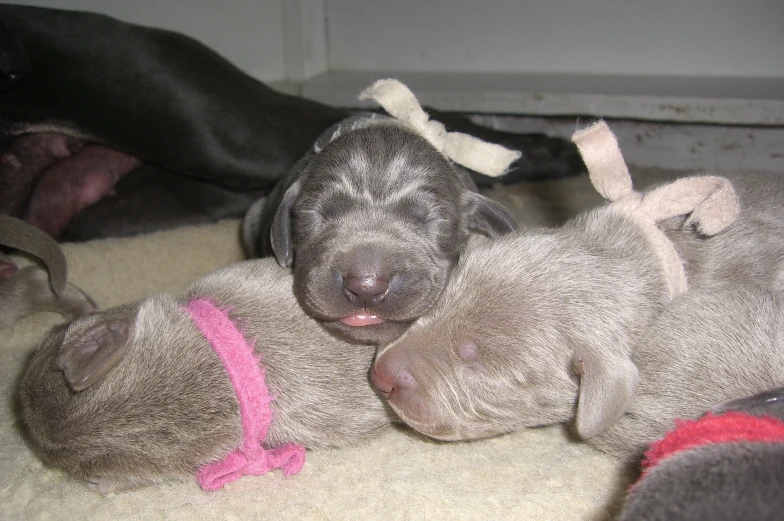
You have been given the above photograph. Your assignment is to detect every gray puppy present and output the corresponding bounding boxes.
[243,113,518,345]
[371,170,784,461]
[616,387,784,521]
[19,258,395,492]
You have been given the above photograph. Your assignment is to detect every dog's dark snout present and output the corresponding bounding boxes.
[343,273,390,307]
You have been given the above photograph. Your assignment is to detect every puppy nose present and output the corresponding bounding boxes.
[370,366,395,398]
[371,352,418,399]
[343,273,390,307]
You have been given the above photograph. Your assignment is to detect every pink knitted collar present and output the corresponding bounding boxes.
[184,298,306,491]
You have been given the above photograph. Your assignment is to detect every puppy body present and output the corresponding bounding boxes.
[244,115,519,345]
[19,259,394,492]
[372,171,784,460]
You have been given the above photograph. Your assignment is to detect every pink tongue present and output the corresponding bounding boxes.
[339,314,386,327]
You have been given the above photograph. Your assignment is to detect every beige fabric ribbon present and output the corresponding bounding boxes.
[358,79,521,177]
[572,121,740,297]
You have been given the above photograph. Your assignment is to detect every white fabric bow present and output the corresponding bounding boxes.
[359,79,521,177]
[572,120,740,297]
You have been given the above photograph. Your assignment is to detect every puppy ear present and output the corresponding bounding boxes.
[573,350,639,439]
[462,191,518,237]
[241,196,267,258]
[53,319,131,391]
[270,180,301,268]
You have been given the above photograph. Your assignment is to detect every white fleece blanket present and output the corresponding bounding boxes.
[3,171,684,520]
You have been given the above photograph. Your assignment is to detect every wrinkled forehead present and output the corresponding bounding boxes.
[307,125,457,200]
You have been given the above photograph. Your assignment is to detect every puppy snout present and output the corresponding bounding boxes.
[371,352,418,399]
[342,273,390,307]
[370,366,395,398]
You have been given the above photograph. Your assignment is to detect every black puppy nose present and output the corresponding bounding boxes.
[343,273,390,307]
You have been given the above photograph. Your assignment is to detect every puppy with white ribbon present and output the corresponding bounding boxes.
[572,120,740,298]
[358,78,521,178]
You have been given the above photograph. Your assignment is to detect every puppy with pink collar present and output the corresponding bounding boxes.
[19,258,395,492]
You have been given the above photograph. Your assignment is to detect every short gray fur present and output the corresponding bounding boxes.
[19,258,395,492]
[373,171,784,462]
[243,114,517,345]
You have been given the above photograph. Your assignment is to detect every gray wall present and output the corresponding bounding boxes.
[325,0,784,79]
[10,0,784,82]
[8,0,290,81]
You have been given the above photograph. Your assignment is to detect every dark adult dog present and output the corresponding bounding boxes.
[0,4,343,240]
[243,112,520,345]
[0,4,582,241]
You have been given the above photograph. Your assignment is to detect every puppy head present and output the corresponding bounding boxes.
[18,296,241,492]
[272,119,517,344]
[370,234,639,441]
[370,237,579,440]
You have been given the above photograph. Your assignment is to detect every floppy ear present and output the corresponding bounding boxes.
[270,179,301,268]
[573,349,639,439]
[241,196,267,258]
[53,319,130,391]
[462,191,518,237]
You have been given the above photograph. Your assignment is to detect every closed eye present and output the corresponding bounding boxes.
[395,196,434,225]
[315,193,355,221]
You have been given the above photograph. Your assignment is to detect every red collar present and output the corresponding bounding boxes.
[638,411,784,482]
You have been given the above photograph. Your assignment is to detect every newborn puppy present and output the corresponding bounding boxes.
[243,113,518,345]
[617,387,784,521]
[19,258,395,492]
[372,170,784,461]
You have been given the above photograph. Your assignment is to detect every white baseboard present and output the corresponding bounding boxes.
[471,115,784,175]
[297,71,784,126]
[270,71,784,175]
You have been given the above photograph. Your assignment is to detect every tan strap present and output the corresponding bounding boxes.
[0,215,67,296]
[571,120,740,297]
[358,78,521,177]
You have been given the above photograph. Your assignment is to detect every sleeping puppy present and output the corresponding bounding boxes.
[371,168,784,462]
[243,112,519,345]
[19,258,395,492]
[617,387,784,521]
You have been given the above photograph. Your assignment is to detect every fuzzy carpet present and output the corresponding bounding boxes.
[1,171,684,521]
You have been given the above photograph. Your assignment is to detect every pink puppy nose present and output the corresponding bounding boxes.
[371,351,418,400]
[370,366,395,398]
